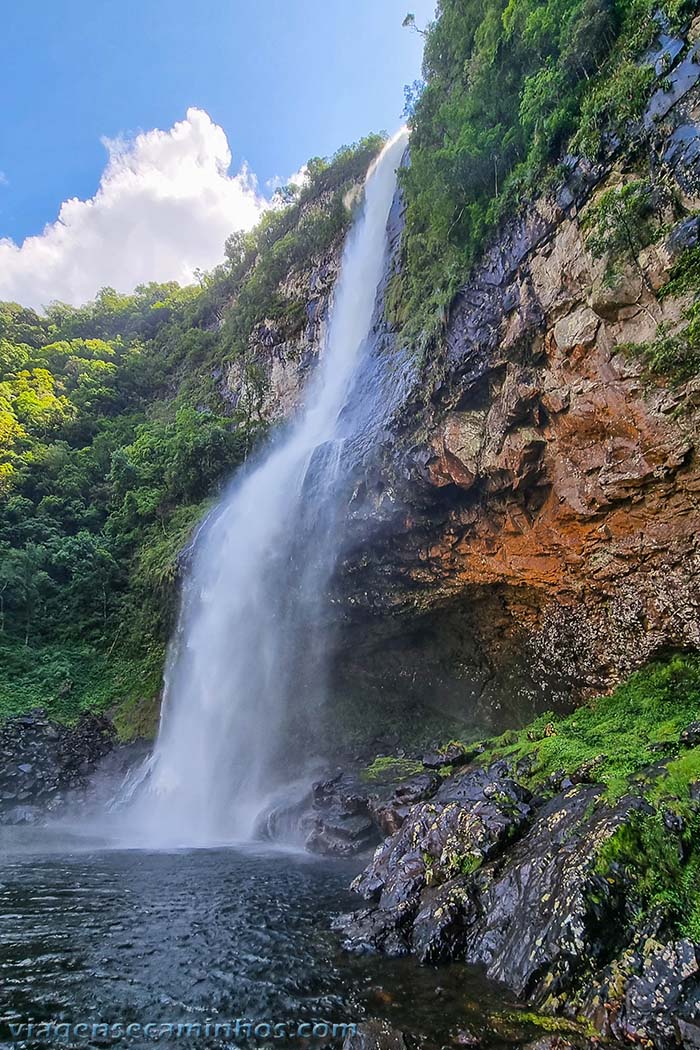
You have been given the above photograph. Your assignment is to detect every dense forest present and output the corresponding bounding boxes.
[1,0,699,732]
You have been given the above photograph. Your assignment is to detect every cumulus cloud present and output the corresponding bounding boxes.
[0,172,8,187]
[0,108,268,309]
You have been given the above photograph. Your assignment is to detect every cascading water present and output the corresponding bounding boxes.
[130,129,409,846]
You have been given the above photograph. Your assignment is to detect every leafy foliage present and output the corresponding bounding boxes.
[394,0,693,340]
[584,179,662,275]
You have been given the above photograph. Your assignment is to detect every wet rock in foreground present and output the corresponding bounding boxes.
[337,749,700,1050]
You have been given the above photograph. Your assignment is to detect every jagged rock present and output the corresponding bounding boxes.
[678,1018,700,1048]
[450,1028,481,1047]
[337,763,533,960]
[434,411,487,489]
[411,878,476,963]
[369,771,441,836]
[681,722,700,748]
[569,754,606,784]
[459,788,644,998]
[342,1020,408,1050]
[422,743,475,770]
[667,215,700,258]
[224,247,342,424]
[332,906,412,957]
[351,762,532,908]
[579,936,700,1047]
[553,306,600,350]
[340,760,657,1023]
[329,56,700,730]
[624,939,700,1045]
[0,710,116,823]
[591,266,644,321]
[304,772,378,856]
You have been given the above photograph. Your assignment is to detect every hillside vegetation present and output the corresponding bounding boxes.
[393,0,697,339]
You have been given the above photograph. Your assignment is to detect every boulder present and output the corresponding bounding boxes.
[368,771,441,836]
[421,743,476,770]
[337,763,533,956]
[411,878,476,963]
[304,773,378,856]
[459,788,644,998]
[681,723,700,748]
[342,1020,408,1050]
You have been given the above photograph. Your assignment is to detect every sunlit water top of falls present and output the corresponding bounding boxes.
[127,129,411,847]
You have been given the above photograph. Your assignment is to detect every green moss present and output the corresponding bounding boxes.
[111,688,161,742]
[360,756,423,784]
[456,852,483,876]
[503,1010,591,1035]
[486,1008,596,1043]
[476,654,700,800]
[646,746,700,810]
[595,805,700,940]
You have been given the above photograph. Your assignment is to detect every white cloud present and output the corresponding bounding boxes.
[0,172,8,187]
[0,108,268,309]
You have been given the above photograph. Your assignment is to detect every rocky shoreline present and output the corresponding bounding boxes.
[2,670,699,1050]
[307,703,700,1048]
[331,762,698,1047]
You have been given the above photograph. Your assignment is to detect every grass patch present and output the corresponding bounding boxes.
[476,654,700,799]
[360,756,423,784]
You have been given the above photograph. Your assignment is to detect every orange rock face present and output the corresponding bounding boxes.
[339,163,700,717]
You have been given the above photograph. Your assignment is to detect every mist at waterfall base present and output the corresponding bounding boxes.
[118,129,412,848]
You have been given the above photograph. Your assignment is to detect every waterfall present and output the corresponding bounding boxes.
[130,129,409,847]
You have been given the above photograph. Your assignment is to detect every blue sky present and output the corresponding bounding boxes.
[1,0,434,245]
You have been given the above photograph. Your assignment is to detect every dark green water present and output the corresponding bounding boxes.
[0,830,530,1049]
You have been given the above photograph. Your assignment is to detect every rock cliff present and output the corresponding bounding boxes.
[324,29,700,731]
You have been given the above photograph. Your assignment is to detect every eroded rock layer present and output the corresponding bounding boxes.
[332,63,700,722]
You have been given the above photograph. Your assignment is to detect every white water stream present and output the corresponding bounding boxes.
[129,130,409,846]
